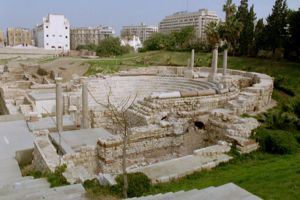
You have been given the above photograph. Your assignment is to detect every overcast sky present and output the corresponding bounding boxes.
[0,0,299,35]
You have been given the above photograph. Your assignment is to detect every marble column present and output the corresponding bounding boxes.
[55,77,63,133]
[222,49,228,76]
[81,78,89,129]
[209,45,218,81]
[191,49,195,69]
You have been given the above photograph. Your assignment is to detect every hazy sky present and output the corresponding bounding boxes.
[1,0,299,35]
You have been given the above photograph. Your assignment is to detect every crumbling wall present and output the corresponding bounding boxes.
[97,125,185,173]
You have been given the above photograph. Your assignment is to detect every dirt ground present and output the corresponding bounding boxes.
[38,57,89,81]
[1,55,89,82]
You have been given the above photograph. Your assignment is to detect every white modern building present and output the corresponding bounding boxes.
[33,14,70,51]
[121,35,142,52]
[159,9,218,42]
[121,23,158,43]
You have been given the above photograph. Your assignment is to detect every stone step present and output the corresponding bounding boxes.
[1,184,86,200]
[126,183,261,200]
[0,178,50,195]
[210,183,262,200]
[193,145,231,157]
[183,187,216,200]
[129,154,232,183]
[0,158,22,180]
[0,176,33,186]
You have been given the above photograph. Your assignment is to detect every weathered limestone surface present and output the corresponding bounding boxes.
[3,64,274,184]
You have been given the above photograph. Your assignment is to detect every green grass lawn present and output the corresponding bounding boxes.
[84,51,300,199]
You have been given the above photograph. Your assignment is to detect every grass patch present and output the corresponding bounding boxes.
[21,164,70,188]
[38,56,58,64]
[83,179,120,200]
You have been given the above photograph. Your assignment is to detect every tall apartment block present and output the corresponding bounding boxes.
[7,27,33,47]
[159,9,218,42]
[33,14,70,51]
[70,26,115,50]
[121,23,158,43]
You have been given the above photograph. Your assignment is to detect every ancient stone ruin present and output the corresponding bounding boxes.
[0,50,274,183]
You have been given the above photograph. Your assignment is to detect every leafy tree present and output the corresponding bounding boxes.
[142,27,196,51]
[142,33,174,51]
[223,0,237,21]
[265,0,289,54]
[121,29,133,41]
[96,37,131,57]
[204,21,221,48]
[171,26,196,51]
[76,43,98,51]
[219,16,243,56]
[253,18,267,54]
[286,9,300,60]
[236,0,256,56]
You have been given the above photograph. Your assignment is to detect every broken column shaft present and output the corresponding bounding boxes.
[55,77,63,133]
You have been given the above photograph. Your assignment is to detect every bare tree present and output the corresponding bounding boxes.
[89,87,138,198]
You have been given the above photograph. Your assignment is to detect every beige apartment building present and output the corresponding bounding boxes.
[121,23,158,43]
[70,26,115,50]
[159,9,218,42]
[7,27,33,46]
[0,29,4,47]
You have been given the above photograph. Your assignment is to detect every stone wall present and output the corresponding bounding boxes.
[62,145,99,175]
[32,133,60,173]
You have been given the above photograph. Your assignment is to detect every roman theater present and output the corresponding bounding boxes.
[0,50,274,184]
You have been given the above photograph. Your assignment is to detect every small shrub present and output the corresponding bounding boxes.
[264,110,298,131]
[255,128,298,154]
[37,67,49,76]
[46,164,69,187]
[293,101,300,118]
[21,164,43,178]
[112,172,151,198]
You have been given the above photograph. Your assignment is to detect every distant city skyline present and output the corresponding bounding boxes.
[1,0,299,35]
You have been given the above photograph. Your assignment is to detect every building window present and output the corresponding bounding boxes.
[52,34,55,37]
[65,27,68,29]
[46,43,49,46]
[65,36,68,38]
[46,26,48,28]
[46,34,49,37]
[65,44,68,47]
[59,35,62,37]
[51,46,55,49]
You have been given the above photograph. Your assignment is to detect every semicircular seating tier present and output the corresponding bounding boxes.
[87,76,219,109]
